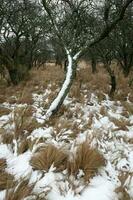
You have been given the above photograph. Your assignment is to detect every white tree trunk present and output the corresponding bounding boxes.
[45,50,80,118]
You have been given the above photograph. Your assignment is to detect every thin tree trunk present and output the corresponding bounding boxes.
[45,52,77,117]
[104,63,116,98]
[109,73,116,97]
[91,57,97,73]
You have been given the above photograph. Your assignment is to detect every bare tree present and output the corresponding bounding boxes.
[112,5,133,77]
[41,0,133,118]
[0,0,48,84]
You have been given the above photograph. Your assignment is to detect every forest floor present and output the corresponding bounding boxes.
[0,61,133,200]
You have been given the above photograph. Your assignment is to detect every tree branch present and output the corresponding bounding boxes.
[79,0,133,58]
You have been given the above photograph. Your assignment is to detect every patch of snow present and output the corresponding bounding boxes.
[117,158,130,172]
[6,151,32,180]
[0,190,6,200]
[0,114,11,128]
[29,127,53,141]
[82,176,118,200]
[0,144,13,159]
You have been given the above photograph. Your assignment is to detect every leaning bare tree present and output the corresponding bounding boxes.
[42,0,133,118]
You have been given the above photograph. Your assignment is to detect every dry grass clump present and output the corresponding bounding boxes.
[2,133,14,144]
[111,117,132,131]
[17,92,33,105]
[70,82,82,100]
[67,142,106,182]
[122,102,133,115]
[30,144,68,172]
[0,107,11,117]
[17,138,29,154]
[0,158,7,171]
[0,158,14,191]
[0,171,14,191]
[5,179,34,200]
[57,105,68,116]
[11,106,40,139]
[116,173,132,200]
[99,106,107,116]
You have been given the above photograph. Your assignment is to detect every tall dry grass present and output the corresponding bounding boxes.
[5,179,34,200]
[30,144,68,172]
[67,142,106,182]
[0,171,14,191]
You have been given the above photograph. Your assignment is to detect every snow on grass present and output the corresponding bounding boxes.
[0,144,13,159]
[0,114,11,128]
[6,151,32,180]
[29,127,53,141]
[0,84,133,199]
[0,191,6,200]
[81,176,118,200]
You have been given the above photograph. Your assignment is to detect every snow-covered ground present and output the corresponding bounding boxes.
[0,84,133,200]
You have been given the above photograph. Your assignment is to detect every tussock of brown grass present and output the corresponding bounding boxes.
[111,117,131,131]
[58,105,68,116]
[5,179,34,200]
[122,102,133,115]
[70,83,82,99]
[12,107,28,138]
[11,107,40,139]
[99,106,107,116]
[67,142,106,182]
[17,93,33,105]
[18,138,29,154]
[0,160,15,194]
[116,173,132,200]
[0,127,6,135]
[2,133,14,144]
[0,107,11,117]
[70,123,81,138]
[0,171,14,190]
[0,158,7,171]
[82,113,94,131]
[30,144,68,172]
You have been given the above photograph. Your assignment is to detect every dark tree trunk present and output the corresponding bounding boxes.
[8,68,21,85]
[91,57,97,73]
[104,63,117,98]
[123,60,132,77]
[123,68,130,77]
[109,73,116,97]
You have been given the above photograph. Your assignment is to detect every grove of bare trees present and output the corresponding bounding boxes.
[0,0,133,117]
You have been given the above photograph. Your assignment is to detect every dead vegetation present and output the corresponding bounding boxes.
[68,142,106,182]
[12,106,36,138]
[30,142,106,182]
[111,117,132,131]
[0,159,15,191]
[0,158,7,171]
[0,107,11,117]
[5,179,34,200]
[0,62,132,107]
[116,173,133,200]
[30,144,68,172]
[0,62,132,198]
[0,171,15,191]
[122,102,133,115]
